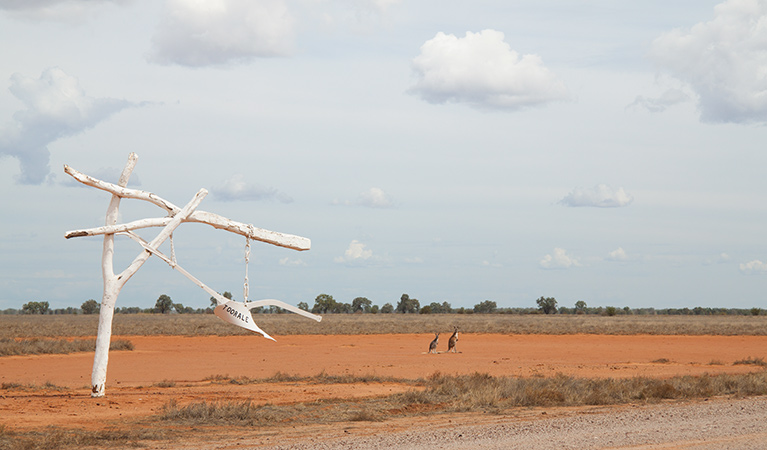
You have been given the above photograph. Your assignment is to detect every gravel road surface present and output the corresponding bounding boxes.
[262,397,767,450]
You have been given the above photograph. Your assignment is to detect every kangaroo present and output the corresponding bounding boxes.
[447,327,458,353]
[428,333,439,353]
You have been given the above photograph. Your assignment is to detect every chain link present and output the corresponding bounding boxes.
[243,237,251,302]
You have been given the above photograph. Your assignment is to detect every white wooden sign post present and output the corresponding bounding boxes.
[64,153,320,397]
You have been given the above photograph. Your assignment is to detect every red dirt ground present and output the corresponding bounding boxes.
[1,333,766,433]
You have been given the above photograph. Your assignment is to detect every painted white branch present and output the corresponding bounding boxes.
[66,217,170,239]
[189,212,310,251]
[64,164,177,213]
[63,166,310,251]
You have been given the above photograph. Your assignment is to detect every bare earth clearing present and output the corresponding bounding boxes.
[2,333,767,449]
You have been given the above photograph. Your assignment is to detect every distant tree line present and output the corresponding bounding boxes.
[3,294,764,317]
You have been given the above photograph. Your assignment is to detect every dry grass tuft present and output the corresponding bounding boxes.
[389,371,767,413]
[159,399,299,426]
[1,381,68,392]
[733,357,767,367]
[0,337,133,357]
[206,371,410,387]
[0,425,169,450]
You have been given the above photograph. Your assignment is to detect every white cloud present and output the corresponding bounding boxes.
[704,253,732,265]
[148,0,295,67]
[559,184,633,208]
[0,0,130,21]
[356,187,394,208]
[0,0,129,9]
[482,260,502,268]
[211,174,293,202]
[607,247,628,261]
[628,88,690,113]
[649,0,767,124]
[0,67,134,184]
[279,257,305,267]
[739,259,767,274]
[332,187,394,208]
[314,0,401,32]
[408,29,569,111]
[539,248,581,269]
[334,239,374,264]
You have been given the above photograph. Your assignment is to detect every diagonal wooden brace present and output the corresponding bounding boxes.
[115,189,208,289]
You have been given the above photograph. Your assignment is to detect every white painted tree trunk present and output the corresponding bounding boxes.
[91,153,135,397]
[91,285,117,397]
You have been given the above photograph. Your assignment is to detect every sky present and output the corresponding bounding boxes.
[1,0,766,312]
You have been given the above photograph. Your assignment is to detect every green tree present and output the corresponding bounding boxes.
[605,306,617,316]
[428,301,452,314]
[22,301,49,315]
[574,300,587,315]
[380,303,394,314]
[396,294,420,314]
[155,294,174,314]
[335,302,352,314]
[351,297,372,313]
[210,291,233,307]
[173,302,186,314]
[474,300,497,314]
[536,296,558,314]
[312,294,337,314]
[297,302,309,311]
[81,299,100,315]
[370,304,380,314]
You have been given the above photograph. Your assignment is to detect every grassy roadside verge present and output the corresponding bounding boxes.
[2,370,767,449]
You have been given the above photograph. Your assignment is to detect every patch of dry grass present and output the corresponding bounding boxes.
[5,371,767,449]
[3,314,767,338]
[206,371,410,386]
[0,381,68,392]
[0,425,169,450]
[0,337,133,356]
[733,357,767,367]
[156,371,767,427]
[408,371,767,412]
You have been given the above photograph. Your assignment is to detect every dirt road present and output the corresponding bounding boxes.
[251,397,767,450]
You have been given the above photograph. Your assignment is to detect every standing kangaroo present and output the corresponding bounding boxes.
[428,333,439,353]
[448,327,458,353]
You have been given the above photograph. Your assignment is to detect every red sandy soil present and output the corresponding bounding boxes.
[1,334,766,435]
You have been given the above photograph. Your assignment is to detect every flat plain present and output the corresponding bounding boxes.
[1,314,766,449]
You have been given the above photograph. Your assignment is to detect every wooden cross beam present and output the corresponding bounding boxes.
[64,164,310,251]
